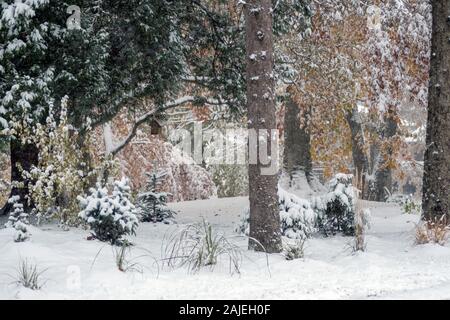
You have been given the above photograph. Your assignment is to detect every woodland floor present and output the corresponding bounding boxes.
[1,197,449,300]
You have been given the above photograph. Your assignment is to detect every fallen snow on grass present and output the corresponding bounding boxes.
[1,197,450,300]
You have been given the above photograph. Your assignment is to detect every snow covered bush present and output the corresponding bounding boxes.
[5,196,31,242]
[237,187,317,240]
[78,178,139,245]
[415,216,449,246]
[352,198,371,252]
[313,174,356,237]
[283,238,306,260]
[136,170,175,224]
[15,97,103,227]
[401,195,421,215]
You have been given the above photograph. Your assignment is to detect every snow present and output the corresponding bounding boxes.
[1,197,450,300]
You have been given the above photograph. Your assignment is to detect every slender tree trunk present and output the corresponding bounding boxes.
[370,105,398,202]
[0,138,39,215]
[283,93,312,188]
[422,1,450,221]
[346,108,370,199]
[245,0,282,253]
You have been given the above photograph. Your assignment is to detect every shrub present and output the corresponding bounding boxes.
[313,174,356,237]
[401,195,421,215]
[164,219,242,274]
[237,186,317,240]
[136,170,176,224]
[5,196,31,242]
[415,216,449,246]
[283,238,306,260]
[352,198,371,252]
[78,178,139,245]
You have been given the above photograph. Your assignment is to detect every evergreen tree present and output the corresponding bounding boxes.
[78,178,138,245]
[0,0,311,217]
[137,170,176,224]
[5,195,30,242]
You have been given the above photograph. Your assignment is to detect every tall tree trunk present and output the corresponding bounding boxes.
[0,138,39,215]
[282,93,312,189]
[245,0,282,253]
[422,1,450,221]
[373,105,398,202]
[346,108,370,199]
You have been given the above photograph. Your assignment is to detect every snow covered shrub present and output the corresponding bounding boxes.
[237,187,317,240]
[136,170,175,223]
[313,174,356,237]
[12,259,47,291]
[164,220,242,274]
[415,216,449,246]
[78,178,139,245]
[15,97,103,227]
[5,196,31,242]
[279,188,317,239]
[352,199,371,252]
[401,195,421,215]
[283,238,306,260]
[0,151,9,208]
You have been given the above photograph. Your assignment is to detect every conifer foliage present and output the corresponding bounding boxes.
[78,178,138,245]
[5,196,31,242]
[137,170,176,224]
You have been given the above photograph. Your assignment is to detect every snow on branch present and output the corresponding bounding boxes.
[109,96,229,156]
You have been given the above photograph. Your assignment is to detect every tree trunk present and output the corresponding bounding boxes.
[373,105,398,202]
[0,138,39,215]
[283,93,312,188]
[422,1,450,221]
[245,0,282,253]
[346,108,370,199]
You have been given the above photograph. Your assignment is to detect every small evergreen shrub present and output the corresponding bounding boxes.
[136,170,175,223]
[78,178,139,245]
[5,196,31,242]
[313,174,356,237]
[283,238,306,260]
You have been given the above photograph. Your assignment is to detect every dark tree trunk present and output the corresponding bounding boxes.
[283,93,312,187]
[0,138,39,215]
[245,0,282,253]
[373,105,398,202]
[422,1,450,221]
[346,108,370,199]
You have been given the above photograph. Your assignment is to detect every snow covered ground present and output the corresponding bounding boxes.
[1,196,449,300]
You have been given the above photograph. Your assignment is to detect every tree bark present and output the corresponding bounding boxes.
[0,139,39,215]
[373,106,398,202]
[422,1,450,221]
[245,0,282,253]
[346,108,370,199]
[283,93,312,187]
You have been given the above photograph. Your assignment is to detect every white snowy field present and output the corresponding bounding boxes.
[1,196,449,300]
